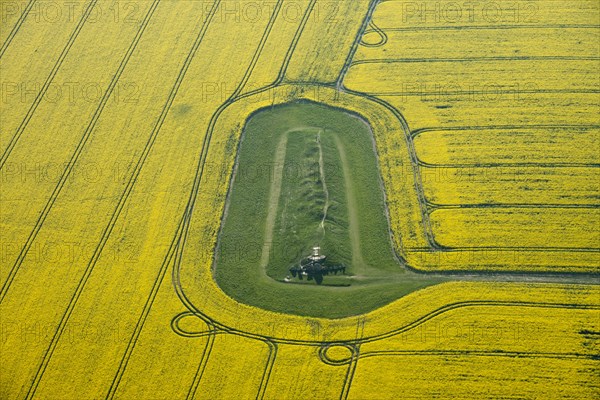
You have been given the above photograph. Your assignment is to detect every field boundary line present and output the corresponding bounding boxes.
[0,0,99,170]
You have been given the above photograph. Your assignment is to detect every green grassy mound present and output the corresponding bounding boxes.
[215,102,444,318]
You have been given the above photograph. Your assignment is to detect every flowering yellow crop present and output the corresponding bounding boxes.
[1,0,598,399]
[344,0,600,273]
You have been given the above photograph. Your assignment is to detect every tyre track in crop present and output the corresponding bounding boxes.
[426,202,600,210]
[363,88,600,97]
[185,323,217,400]
[89,0,227,395]
[257,340,278,400]
[169,5,598,396]
[340,344,360,400]
[369,24,600,33]
[411,125,600,167]
[20,2,162,398]
[336,0,380,91]
[109,0,313,395]
[364,301,600,344]
[171,313,277,400]
[408,247,599,253]
[173,224,218,400]
[359,20,387,48]
[316,342,360,400]
[172,0,318,322]
[411,125,600,140]
[321,349,598,373]
[349,55,600,66]
[1,1,157,300]
[106,225,186,399]
[337,300,600,347]
[171,0,319,314]
[333,0,438,249]
[0,0,99,170]
[411,124,600,137]
[0,0,36,59]
[171,311,219,339]
[340,4,599,251]
[357,350,599,361]
[412,246,600,253]
[0,0,158,303]
[412,126,600,219]
[418,160,600,168]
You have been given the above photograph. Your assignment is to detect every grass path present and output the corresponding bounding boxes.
[259,131,289,270]
[333,133,366,273]
[260,126,324,270]
[316,130,330,243]
[260,128,365,274]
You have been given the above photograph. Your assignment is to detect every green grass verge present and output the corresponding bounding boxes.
[215,101,444,318]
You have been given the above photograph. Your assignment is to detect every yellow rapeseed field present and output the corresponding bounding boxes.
[346,0,600,273]
[1,0,598,399]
